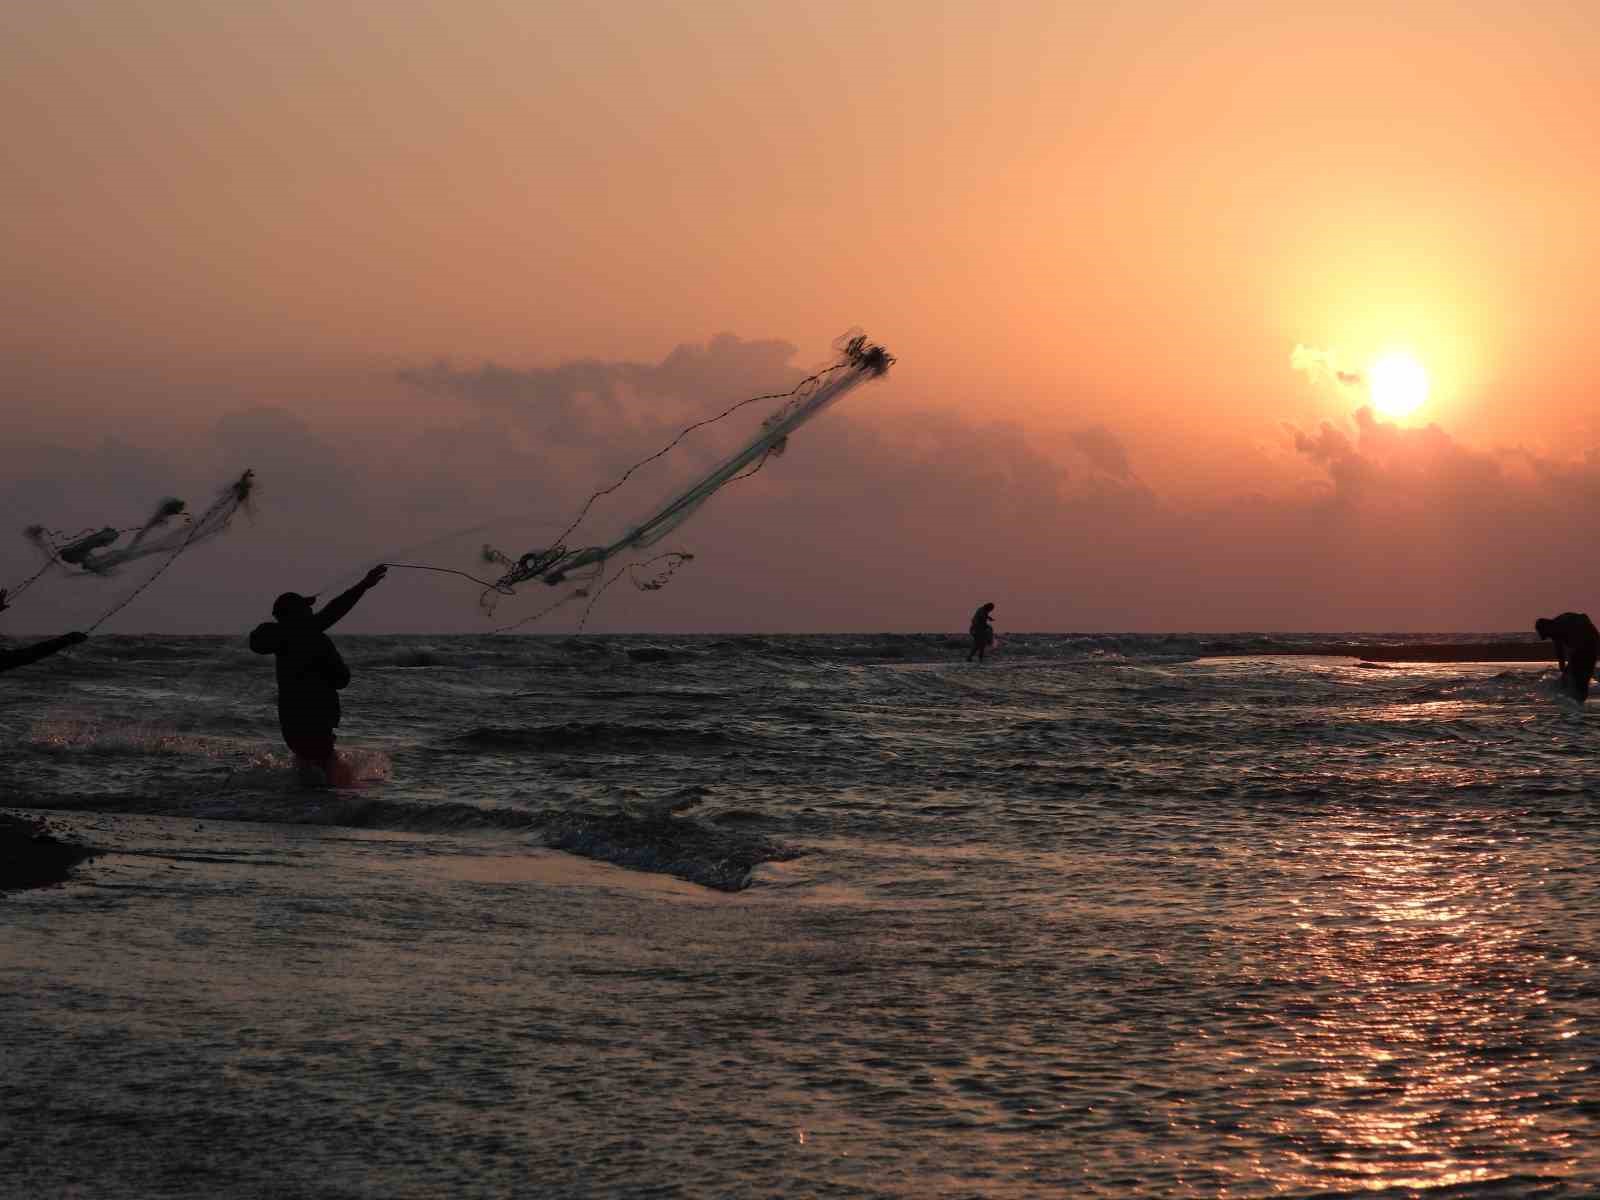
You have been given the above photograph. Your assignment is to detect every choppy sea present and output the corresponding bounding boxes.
[3,631,1598,1198]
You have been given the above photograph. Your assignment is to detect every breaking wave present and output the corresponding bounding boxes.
[543,807,796,891]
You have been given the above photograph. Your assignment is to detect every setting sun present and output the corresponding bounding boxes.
[1369,351,1429,419]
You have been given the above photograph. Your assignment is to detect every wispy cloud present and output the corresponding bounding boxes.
[1291,344,1364,390]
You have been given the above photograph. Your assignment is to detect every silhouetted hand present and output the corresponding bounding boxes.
[66,631,88,645]
[360,565,387,589]
[0,588,9,613]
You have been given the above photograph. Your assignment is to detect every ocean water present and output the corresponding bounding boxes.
[3,632,1598,1198]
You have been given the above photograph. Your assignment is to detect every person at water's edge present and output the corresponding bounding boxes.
[1535,612,1599,702]
[0,631,87,674]
[968,602,996,663]
[250,566,386,777]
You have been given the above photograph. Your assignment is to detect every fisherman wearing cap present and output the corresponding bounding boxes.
[249,565,386,778]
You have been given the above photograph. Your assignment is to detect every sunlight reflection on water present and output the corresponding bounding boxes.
[1227,814,1587,1194]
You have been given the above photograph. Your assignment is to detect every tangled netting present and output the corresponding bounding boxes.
[8,470,255,630]
[480,333,893,630]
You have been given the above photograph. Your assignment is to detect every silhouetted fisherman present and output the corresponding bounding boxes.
[967,602,996,663]
[1535,612,1599,702]
[0,630,87,674]
[250,566,386,777]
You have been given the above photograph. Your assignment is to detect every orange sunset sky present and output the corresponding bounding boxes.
[4,1,1599,634]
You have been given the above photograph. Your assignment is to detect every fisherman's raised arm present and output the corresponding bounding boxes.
[315,565,387,631]
[0,631,87,674]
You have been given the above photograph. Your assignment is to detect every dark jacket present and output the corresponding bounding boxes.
[248,582,370,731]
[0,632,83,674]
[249,621,350,730]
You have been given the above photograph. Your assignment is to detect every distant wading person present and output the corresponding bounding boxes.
[0,630,87,674]
[1535,612,1599,702]
[250,565,386,779]
[967,602,996,663]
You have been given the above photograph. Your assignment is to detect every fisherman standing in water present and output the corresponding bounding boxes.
[1535,612,1599,702]
[967,602,996,663]
[250,565,386,780]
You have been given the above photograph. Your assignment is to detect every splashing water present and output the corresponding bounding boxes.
[230,746,395,791]
[25,717,237,759]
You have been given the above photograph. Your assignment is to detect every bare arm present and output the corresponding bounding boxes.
[0,631,87,674]
[314,566,386,632]
[1545,632,1569,671]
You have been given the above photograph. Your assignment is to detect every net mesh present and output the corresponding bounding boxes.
[478,333,892,627]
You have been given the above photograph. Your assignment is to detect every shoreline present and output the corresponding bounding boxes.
[1269,641,1554,663]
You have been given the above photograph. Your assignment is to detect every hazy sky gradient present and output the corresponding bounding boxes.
[5,1,1599,633]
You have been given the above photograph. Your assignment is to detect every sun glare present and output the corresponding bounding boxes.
[1368,351,1429,419]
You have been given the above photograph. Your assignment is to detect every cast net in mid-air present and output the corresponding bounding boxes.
[479,334,893,629]
[8,470,256,627]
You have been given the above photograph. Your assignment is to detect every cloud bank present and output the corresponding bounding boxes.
[4,335,1599,635]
